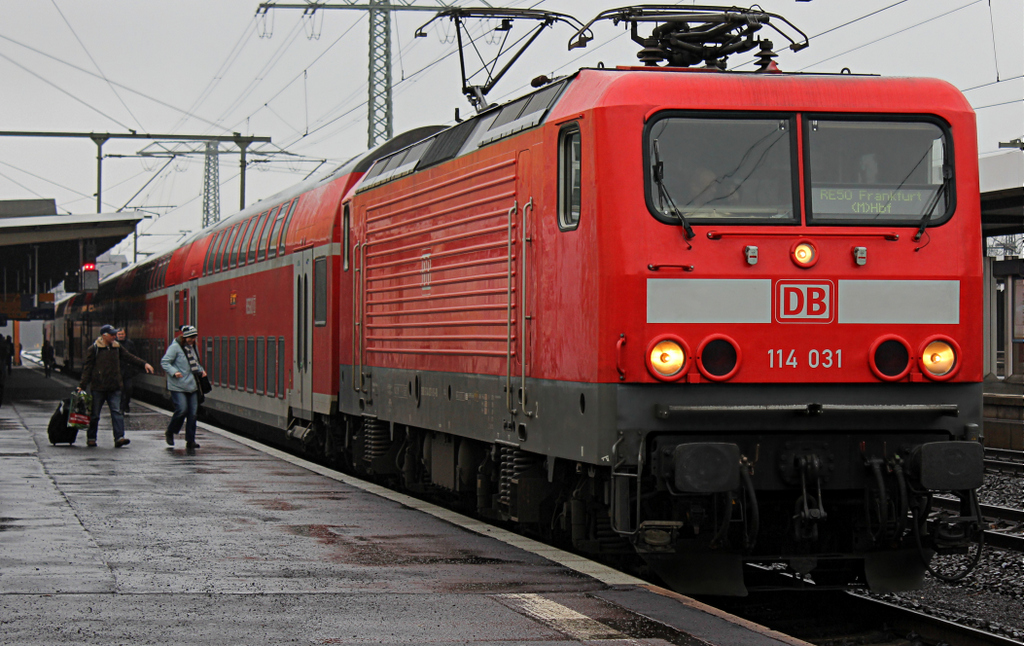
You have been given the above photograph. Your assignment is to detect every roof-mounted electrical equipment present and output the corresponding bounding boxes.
[569,5,808,70]
[415,8,587,111]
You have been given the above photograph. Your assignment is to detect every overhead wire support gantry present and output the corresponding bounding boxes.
[255,1,494,149]
[0,130,272,214]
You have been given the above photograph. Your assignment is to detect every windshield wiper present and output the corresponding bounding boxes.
[652,139,695,240]
[913,168,950,242]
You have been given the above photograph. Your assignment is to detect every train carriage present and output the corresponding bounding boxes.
[55,7,986,596]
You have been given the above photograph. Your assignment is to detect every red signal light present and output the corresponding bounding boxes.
[82,263,96,271]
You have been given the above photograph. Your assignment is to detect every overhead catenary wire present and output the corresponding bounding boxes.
[0,32,236,132]
[793,0,986,72]
[50,0,146,131]
[208,18,307,133]
[0,50,133,130]
[728,0,913,70]
[169,18,260,134]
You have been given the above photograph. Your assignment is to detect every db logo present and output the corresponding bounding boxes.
[776,281,834,322]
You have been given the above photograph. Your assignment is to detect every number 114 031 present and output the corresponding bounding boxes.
[769,349,843,369]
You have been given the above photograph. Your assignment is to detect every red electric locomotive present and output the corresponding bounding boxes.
[56,7,985,595]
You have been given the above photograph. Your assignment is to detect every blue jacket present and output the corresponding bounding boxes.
[160,340,204,393]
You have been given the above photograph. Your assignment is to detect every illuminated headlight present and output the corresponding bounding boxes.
[920,339,957,378]
[647,337,687,380]
[791,241,818,268]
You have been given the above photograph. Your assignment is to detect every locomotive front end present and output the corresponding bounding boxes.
[599,72,985,595]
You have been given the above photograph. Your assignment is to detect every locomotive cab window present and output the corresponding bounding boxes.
[645,114,798,224]
[805,118,953,225]
[558,125,581,230]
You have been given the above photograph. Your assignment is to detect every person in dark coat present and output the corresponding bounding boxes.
[0,347,6,408]
[116,328,138,412]
[4,335,12,374]
[0,336,9,378]
[77,324,153,448]
[41,340,55,378]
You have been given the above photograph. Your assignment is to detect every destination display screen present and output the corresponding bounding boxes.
[813,185,942,217]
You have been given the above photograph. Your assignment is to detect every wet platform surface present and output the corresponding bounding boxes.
[1,364,806,645]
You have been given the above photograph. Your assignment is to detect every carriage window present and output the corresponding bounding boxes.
[220,337,229,386]
[229,337,237,388]
[646,115,797,224]
[806,119,951,224]
[278,336,286,398]
[203,235,217,276]
[246,336,255,393]
[266,205,286,259]
[237,336,246,391]
[277,199,299,256]
[257,206,279,261]
[559,125,581,230]
[313,256,327,326]
[239,217,259,266]
[266,337,277,397]
[217,226,236,273]
[248,211,270,264]
[256,337,265,395]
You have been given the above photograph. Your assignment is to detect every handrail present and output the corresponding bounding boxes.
[353,241,363,393]
[521,197,534,418]
[506,200,517,415]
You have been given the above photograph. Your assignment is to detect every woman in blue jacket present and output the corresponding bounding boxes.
[160,325,206,449]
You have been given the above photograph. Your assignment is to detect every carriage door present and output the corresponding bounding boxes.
[292,247,314,418]
[515,149,536,425]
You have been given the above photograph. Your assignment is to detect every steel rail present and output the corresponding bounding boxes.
[931,498,1024,551]
[843,593,1024,646]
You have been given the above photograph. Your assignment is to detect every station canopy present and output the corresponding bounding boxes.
[0,199,142,321]
[980,151,1024,237]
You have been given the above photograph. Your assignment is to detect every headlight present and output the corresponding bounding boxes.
[647,336,687,380]
[920,339,957,378]
[791,240,818,268]
[697,335,741,381]
[869,336,911,381]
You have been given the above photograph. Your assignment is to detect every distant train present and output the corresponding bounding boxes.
[54,7,986,595]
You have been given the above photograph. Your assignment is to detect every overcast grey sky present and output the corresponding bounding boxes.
[0,0,1020,261]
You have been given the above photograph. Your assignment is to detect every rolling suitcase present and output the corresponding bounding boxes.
[47,399,79,445]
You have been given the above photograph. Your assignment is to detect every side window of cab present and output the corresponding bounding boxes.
[558,124,581,231]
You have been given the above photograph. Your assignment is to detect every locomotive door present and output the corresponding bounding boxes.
[514,149,535,422]
[292,248,314,418]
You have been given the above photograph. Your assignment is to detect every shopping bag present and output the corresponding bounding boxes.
[68,390,92,428]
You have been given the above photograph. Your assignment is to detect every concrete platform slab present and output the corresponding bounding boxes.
[0,365,807,645]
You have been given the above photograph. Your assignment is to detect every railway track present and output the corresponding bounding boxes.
[711,590,1024,646]
[932,497,1024,551]
[985,448,1024,475]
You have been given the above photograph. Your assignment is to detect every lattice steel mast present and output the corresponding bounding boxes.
[202,141,222,227]
[256,2,488,149]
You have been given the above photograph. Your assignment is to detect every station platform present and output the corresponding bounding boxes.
[0,364,807,646]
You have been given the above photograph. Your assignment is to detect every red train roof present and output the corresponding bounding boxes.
[549,68,974,120]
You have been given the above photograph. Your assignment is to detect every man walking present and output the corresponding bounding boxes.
[116,328,138,413]
[77,324,153,448]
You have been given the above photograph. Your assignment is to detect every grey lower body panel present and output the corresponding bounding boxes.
[339,364,983,465]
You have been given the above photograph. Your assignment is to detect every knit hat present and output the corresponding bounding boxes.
[180,325,198,338]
